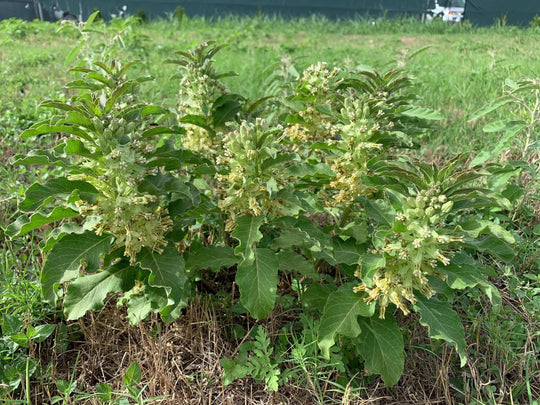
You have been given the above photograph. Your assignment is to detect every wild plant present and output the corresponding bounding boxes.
[7,59,199,324]
[8,39,518,390]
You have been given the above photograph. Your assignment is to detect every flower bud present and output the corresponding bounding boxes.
[441,201,453,213]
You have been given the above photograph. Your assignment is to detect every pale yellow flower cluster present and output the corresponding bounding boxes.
[354,186,464,318]
[215,120,288,231]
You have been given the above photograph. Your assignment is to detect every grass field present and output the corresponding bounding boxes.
[0,14,539,404]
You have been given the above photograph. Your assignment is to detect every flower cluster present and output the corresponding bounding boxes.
[215,119,290,230]
[175,42,230,159]
[354,184,464,318]
[74,114,172,263]
[325,96,386,207]
[283,63,343,148]
[298,62,342,104]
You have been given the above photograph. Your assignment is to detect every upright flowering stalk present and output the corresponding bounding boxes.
[284,62,342,149]
[168,42,235,161]
[324,95,389,208]
[354,184,463,318]
[22,60,178,264]
[354,157,503,318]
[215,118,294,230]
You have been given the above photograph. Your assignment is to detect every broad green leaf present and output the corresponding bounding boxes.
[236,248,278,320]
[123,362,142,386]
[31,324,56,343]
[231,215,265,263]
[356,313,404,386]
[212,94,243,127]
[340,220,369,243]
[63,260,136,320]
[459,219,515,244]
[439,261,501,307]
[6,207,80,238]
[363,199,395,228]
[464,235,514,263]
[180,114,213,134]
[11,150,70,168]
[123,285,169,324]
[468,97,513,121]
[318,284,375,358]
[41,231,112,303]
[137,246,186,298]
[301,282,336,311]
[285,162,335,178]
[21,123,92,142]
[413,295,467,367]
[19,178,98,212]
[276,250,317,278]
[1,313,23,335]
[358,253,385,287]
[221,358,252,386]
[186,245,238,273]
[332,237,363,266]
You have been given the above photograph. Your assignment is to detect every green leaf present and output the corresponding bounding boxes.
[18,178,98,212]
[340,220,368,243]
[6,207,80,238]
[236,248,279,320]
[21,123,92,142]
[358,253,385,287]
[212,94,243,127]
[123,362,142,386]
[276,250,317,278]
[137,247,187,312]
[439,259,501,307]
[413,295,467,367]
[221,358,251,386]
[180,114,213,134]
[468,97,513,121]
[63,261,136,320]
[186,245,238,273]
[40,231,112,303]
[1,313,23,335]
[231,215,265,263]
[32,324,56,343]
[301,282,336,311]
[332,237,363,266]
[363,199,395,228]
[459,219,515,244]
[356,313,404,386]
[318,284,375,358]
[10,150,70,168]
[464,235,514,263]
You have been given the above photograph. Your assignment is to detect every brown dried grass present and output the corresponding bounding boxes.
[28,292,539,405]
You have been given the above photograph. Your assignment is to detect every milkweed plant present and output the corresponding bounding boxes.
[8,37,516,387]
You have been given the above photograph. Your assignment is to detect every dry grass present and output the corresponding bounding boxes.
[25,289,538,404]
[26,298,455,404]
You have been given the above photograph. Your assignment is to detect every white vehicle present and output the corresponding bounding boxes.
[423,0,465,23]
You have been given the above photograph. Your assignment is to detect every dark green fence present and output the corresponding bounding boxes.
[1,0,427,21]
[464,0,540,26]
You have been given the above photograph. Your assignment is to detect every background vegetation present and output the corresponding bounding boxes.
[0,14,539,404]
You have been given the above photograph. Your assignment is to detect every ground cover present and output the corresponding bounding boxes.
[0,14,539,404]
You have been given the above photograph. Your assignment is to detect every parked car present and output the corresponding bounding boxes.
[422,0,465,23]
